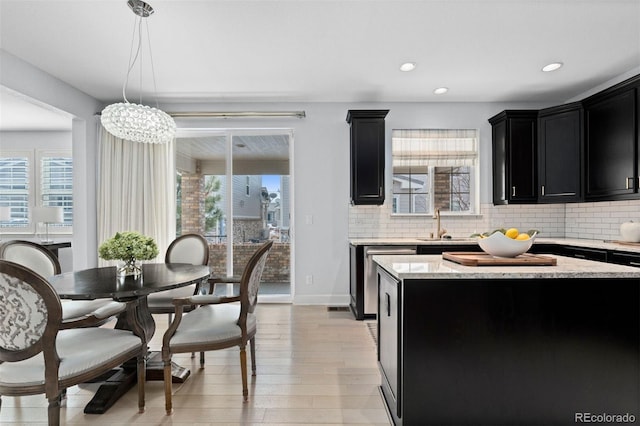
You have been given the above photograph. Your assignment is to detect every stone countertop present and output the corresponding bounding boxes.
[349,237,640,254]
[373,254,640,280]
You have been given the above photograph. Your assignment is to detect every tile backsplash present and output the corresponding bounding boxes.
[349,200,640,241]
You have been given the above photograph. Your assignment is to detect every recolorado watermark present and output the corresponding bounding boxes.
[575,412,636,423]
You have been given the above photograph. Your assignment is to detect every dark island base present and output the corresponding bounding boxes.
[381,278,639,426]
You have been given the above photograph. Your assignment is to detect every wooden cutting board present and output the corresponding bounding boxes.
[442,252,557,266]
[613,240,640,247]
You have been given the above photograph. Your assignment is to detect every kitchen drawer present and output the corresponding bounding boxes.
[609,251,640,268]
[562,246,608,262]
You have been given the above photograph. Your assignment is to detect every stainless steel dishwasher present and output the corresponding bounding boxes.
[363,246,417,317]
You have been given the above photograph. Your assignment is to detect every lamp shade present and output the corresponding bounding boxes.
[101,102,176,144]
[33,206,64,223]
[0,207,10,222]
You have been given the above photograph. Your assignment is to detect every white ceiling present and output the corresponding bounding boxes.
[0,0,639,130]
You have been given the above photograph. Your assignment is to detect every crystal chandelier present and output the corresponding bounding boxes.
[101,0,176,144]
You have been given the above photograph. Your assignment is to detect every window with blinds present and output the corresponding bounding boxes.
[0,153,31,228]
[391,129,479,215]
[0,149,73,233]
[39,152,73,227]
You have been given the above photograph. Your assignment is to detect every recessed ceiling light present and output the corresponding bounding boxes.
[400,62,416,72]
[433,87,448,95]
[542,62,563,72]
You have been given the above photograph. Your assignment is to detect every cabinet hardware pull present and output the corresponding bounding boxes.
[626,177,633,190]
[512,186,516,197]
[574,254,586,259]
[541,185,545,196]
[630,262,640,267]
[385,293,391,317]
[379,186,383,196]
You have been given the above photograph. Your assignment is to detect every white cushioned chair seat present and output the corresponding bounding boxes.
[147,284,198,307]
[0,328,141,387]
[61,299,126,321]
[170,304,256,347]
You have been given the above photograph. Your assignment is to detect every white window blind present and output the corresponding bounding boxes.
[392,129,479,168]
[39,152,73,227]
[0,151,32,228]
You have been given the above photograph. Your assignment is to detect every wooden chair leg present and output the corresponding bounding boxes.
[240,346,248,402]
[48,394,61,426]
[163,359,173,415]
[138,355,146,413]
[250,336,257,376]
[200,351,205,367]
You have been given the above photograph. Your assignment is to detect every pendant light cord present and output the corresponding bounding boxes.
[121,14,160,108]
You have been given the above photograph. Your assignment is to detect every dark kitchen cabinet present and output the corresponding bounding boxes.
[489,110,538,205]
[584,76,640,201]
[377,267,400,422]
[346,110,389,205]
[377,271,640,426]
[537,103,583,203]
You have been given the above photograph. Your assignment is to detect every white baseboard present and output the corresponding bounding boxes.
[293,294,350,305]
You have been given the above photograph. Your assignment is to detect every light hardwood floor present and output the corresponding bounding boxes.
[0,304,391,425]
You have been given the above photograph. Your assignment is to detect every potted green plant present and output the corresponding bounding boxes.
[98,231,159,277]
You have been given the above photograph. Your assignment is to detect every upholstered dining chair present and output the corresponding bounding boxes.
[0,240,126,328]
[161,240,273,413]
[147,233,210,322]
[0,260,147,426]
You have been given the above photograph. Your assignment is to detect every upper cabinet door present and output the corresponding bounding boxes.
[538,103,583,203]
[489,110,538,205]
[584,87,637,200]
[347,110,389,205]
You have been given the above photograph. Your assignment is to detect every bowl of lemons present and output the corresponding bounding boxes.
[474,228,538,258]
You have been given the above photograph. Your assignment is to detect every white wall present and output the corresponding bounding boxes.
[1,49,102,270]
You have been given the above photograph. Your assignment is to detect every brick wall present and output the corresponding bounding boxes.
[181,173,204,234]
[208,242,290,282]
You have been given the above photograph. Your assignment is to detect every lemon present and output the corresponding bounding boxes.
[505,228,519,239]
[515,233,530,241]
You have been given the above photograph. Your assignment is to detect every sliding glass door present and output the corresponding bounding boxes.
[175,129,292,301]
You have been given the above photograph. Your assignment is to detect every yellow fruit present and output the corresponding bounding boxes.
[505,228,519,239]
[515,233,530,241]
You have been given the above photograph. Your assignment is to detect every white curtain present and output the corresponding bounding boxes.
[97,126,176,265]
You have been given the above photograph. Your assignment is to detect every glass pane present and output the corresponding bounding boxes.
[434,166,471,212]
[392,172,429,214]
[0,156,30,228]
[41,155,73,227]
[232,134,290,297]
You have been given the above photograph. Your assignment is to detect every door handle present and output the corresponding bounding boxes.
[512,186,516,197]
[626,177,634,190]
[541,185,545,196]
[385,292,391,317]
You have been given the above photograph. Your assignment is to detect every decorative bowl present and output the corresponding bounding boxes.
[477,231,536,258]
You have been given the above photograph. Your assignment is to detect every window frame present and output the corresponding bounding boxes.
[0,149,73,235]
[391,129,480,216]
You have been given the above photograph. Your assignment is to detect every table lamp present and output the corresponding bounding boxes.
[33,206,63,244]
[0,206,11,241]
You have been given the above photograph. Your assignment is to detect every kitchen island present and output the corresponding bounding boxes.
[374,254,640,426]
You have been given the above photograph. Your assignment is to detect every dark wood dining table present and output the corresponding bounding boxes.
[48,262,211,414]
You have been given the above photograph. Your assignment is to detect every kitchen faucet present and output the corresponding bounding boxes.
[433,208,447,239]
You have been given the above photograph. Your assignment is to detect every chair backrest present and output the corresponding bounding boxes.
[0,240,61,278]
[165,234,210,266]
[240,240,273,314]
[0,260,62,363]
